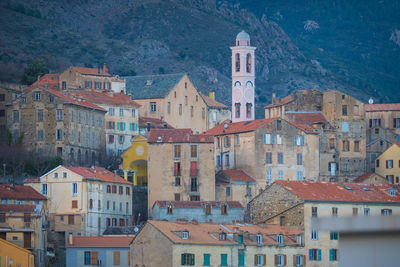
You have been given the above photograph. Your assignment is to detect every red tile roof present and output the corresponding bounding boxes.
[148,129,213,143]
[48,89,107,112]
[219,170,256,182]
[153,200,244,209]
[365,103,400,112]
[66,236,133,248]
[139,117,174,129]
[0,184,46,200]
[24,177,40,183]
[199,93,228,108]
[0,204,36,213]
[287,120,317,133]
[285,112,330,127]
[353,173,386,183]
[69,66,111,77]
[63,166,132,185]
[69,90,140,108]
[204,118,275,135]
[25,73,60,92]
[276,180,400,203]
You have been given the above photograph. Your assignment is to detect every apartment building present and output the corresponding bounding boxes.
[69,90,140,156]
[147,129,215,217]
[124,73,230,133]
[38,165,133,236]
[0,238,35,267]
[247,181,400,267]
[375,143,400,184]
[131,220,305,267]
[0,82,23,143]
[205,118,320,193]
[0,184,47,267]
[58,65,113,91]
[7,86,106,165]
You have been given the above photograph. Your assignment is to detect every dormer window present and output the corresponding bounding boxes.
[277,234,283,244]
[219,232,226,241]
[387,188,396,196]
[182,231,189,240]
[167,204,173,214]
[238,234,243,244]
[256,234,262,245]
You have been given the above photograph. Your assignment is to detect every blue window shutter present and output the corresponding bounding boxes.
[123,122,126,131]
[271,134,275,144]
[84,252,90,264]
[318,249,322,261]
[263,134,266,144]
[329,249,333,261]
[294,135,297,145]
[301,135,305,145]
[309,249,313,261]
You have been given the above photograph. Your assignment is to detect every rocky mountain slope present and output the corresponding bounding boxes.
[1,0,398,117]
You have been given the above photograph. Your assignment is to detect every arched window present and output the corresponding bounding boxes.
[234,81,241,87]
[246,81,253,87]
[70,148,75,162]
[246,53,252,73]
[77,149,82,165]
[246,103,252,118]
[235,103,241,118]
[235,53,240,72]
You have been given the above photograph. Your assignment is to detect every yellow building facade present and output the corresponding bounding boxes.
[375,143,400,184]
[0,238,34,267]
[121,135,148,186]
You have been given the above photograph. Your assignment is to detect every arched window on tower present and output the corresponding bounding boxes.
[235,103,241,118]
[234,81,241,87]
[235,54,240,72]
[246,103,252,119]
[246,53,252,73]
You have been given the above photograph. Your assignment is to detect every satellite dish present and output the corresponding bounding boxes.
[224,123,229,129]
[134,227,139,233]
[368,97,374,104]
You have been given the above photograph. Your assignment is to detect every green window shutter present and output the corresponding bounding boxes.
[190,254,195,265]
[221,254,228,266]
[318,249,322,261]
[117,122,120,130]
[181,254,185,265]
[130,123,132,131]
[135,123,138,131]
[309,249,313,261]
[204,254,210,266]
[238,234,243,243]
[238,252,245,266]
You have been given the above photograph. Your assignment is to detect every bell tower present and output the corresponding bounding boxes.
[231,30,256,122]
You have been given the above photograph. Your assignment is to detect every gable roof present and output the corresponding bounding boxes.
[148,129,213,143]
[216,170,256,184]
[275,180,400,203]
[285,111,330,127]
[68,66,111,77]
[66,236,133,248]
[68,90,140,108]
[61,166,132,185]
[204,118,275,135]
[365,103,400,112]
[139,117,174,129]
[367,136,393,147]
[153,200,244,209]
[199,92,228,108]
[25,73,60,92]
[0,184,46,200]
[354,173,386,183]
[124,73,185,99]
[47,89,107,112]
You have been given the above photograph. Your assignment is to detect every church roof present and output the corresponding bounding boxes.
[123,73,185,100]
[236,30,250,40]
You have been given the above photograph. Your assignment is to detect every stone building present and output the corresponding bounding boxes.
[0,82,23,143]
[68,90,141,156]
[131,220,304,267]
[200,92,231,129]
[7,87,106,165]
[204,118,320,193]
[58,65,113,91]
[247,181,400,267]
[37,165,133,236]
[152,200,244,223]
[147,129,215,217]
[124,73,230,133]
[365,103,400,172]
[353,172,388,184]
[0,184,47,267]
[375,143,400,184]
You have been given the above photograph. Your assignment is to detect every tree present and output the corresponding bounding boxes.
[21,59,49,85]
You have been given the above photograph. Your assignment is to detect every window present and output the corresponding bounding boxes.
[353,207,358,216]
[108,135,114,144]
[224,136,231,147]
[311,229,318,240]
[167,204,173,214]
[221,204,228,215]
[266,152,272,164]
[119,186,123,195]
[84,251,98,265]
[37,110,43,122]
[190,145,198,158]
[0,94,4,101]
[266,169,272,183]
[72,183,78,196]
[181,253,195,266]
[255,254,265,266]
[294,135,304,146]
[376,159,380,168]
[108,108,115,116]
[56,109,63,121]
[330,232,338,240]
[329,138,335,149]
[263,133,274,144]
[113,202,116,211]
[342,105,347,116]
[37,130,44,141]
[220,254,228,266]
[179,104,182,115]
[235,103,241,118]
[119,108,124,117]
[190,106,193,117]
[107,201,110,210]
[364,208,370,216]
[175,176,181,186]
[312,207,318,217]
[235,135,240,146]
[278,152,283,164]
[277,234,283,244]
[106,185,111,193]
[190,195,200,201]
[297,153,303,165]
[98,200,101,210]
[225,154,230,167]
[295,255,304,267]
[393,118,400,128]
[63,172,67,178]
[276,134,283,145]
[89,199,93,209]
[386,160,393,169]
[41,184,48,195]
[126,187,130,195]
[150,102,156,113]
[202,108,205,119]
[342,140,350,151]
[226,187,231,197]
[296,171,303,181]
[68,215,74,224]
[381,209,392,216]
[332,207,338,216]
[246,103,252,118]
[276,254,285,266]
[235,53,240,72]
[174,145,181,159]
[329,249,338,261]
[174,162,181,176]
[34,91,41,101]
[0,109,4,117]
[203,253,211,266]
[342,122,349,132]
[246,53,252,73]
[85,81,91,89]
[205,204,211,215]
[309,249,321,261]
[56,129,62,140]
[184,96,188,105]
[354,141,360,152]
[256,234,262,244]
[167,102,171,114]
[0,213,5,223]
[13,110,19,123]
[113,251,120,265]
[278,170,283,180]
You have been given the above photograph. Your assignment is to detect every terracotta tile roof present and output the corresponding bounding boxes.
[66,236,133,248]
[48,89,107,112]
[148,129,213,143]
[139,117,174,129]
[0,204,36,213]
[153,200,244,209]
[0,184,46,200]
[204,118,275,135]
[63,166,132,185]
[69,66,111,77]
[68,90,140,108]
[365,103,400,112]
[25,74,60,92]
[276,180,400,203]
[265,95,293,108]
[148,220,302,245]
[24,177,40,183]
[199,93,228,108]
[285,111,330,126]
[354,173,386,183]
[286,120,318,133]
[217,170,256,183]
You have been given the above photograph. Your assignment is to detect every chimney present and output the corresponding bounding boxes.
[68,233,73,245]
[209,91,215,100]
[37,75,41,81]
[114,170,117,182]
[103,63,108,74]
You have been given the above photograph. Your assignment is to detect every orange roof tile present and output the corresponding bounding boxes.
[139,117,174,129]
[153,201,244,209]
[63,166,132,185]
[199,93,228,108]
[0,184,46,200]
[285,111,330,127]
[66,236,133,248]
[218,170,256,182]
[366,103,400,111]
[24,177,40,183]
[25,73,60,92]
[353,173,386,183]
[276,180,400,203]
[0,204,36,213]
[148,129,213,143]
[204,118,275,136]
[68,90,140,108]
[47,89,107,112]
